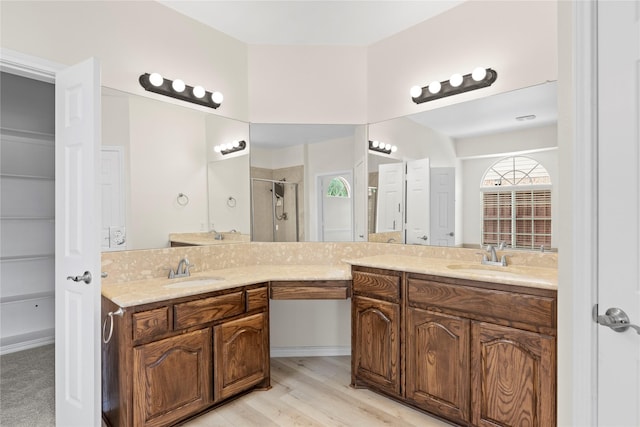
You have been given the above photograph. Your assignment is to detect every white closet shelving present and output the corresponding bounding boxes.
[1,127,55,354]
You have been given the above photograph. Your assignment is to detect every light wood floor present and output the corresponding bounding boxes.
[184,356,452,427]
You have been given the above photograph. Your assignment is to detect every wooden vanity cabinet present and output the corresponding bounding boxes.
[470,321,555,427]
[213,311,269,402]
[406,308,470,425]
[102,283,270,427]
[350,266,557,427]
[133,329,211,427]
[351,267,402,397]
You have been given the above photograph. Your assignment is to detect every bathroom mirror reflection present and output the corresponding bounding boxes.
[368,81,559,250]
[249,123,366,242]
[101,87,250,251]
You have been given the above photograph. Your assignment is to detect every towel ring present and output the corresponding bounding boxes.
[102,307,125,344]
[227,196,236,208]
[177,193,189,206]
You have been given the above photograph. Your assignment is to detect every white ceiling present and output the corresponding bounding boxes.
[158,1,464,46]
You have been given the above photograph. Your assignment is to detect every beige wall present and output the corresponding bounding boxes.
[1,1,557,125]
[367,0,558,123]
[0,1,250,121]
[248,45,367,124]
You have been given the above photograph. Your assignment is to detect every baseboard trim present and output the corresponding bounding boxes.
[0,331,55,355]
[270,346,351,358]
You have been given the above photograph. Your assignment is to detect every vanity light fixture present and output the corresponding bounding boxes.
[214,140,246,155]
[139,73,223,109]
[410,67,498,104]
[369,140,397,155]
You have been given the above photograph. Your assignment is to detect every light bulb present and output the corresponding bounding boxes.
[226,143,233,151]
[449,73,463,87]
[428,81,441,94]
[472,67,487,81]
[372,140,379,148]
[193,86,205,98]
[214,145,222,153]
[391,145,398,153]
[410,85,422,98]
[384,143,391,151]
[211,91,224,104]
[172,79,186,92]
[149,73,163,87]
[232,140,240,148]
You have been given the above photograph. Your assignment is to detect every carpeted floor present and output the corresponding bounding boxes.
[0,344,55,426]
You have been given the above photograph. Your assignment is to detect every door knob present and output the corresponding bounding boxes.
[594,306,640,335]
[448,232,455,237]
[67,271,92,285]
[419,235,428,241]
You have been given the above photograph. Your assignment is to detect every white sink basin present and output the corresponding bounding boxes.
[446,264,551,285]
[163,277,225,289]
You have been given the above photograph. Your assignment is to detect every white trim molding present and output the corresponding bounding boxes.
[270,346,351,358]
[557,0,599,426]
[0,48,64,82]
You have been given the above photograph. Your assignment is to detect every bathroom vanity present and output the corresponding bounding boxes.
[100,262,352,427]
[100,244,557,427]
[349,261,556,427]
[101,282,270,427]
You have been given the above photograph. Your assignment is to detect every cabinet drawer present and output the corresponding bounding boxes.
[408,278,556,331]
[352,270,400,302]
[174,292,244,329]
[270,280,351,300]
[132,307,170,341]
[246,287,269,311]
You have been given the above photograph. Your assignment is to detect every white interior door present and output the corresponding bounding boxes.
[376,163,403,233]
[405,158,430,245]
[596,1,640,425]
[319,173,353,242]
[55,57,102,426]
[430,167,455,247]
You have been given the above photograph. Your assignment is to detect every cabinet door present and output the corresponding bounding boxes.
[133,329,211,427]
[471,322,556,427]
[406,308,470,424]
[351,295,401,396]
[213,312,269,403]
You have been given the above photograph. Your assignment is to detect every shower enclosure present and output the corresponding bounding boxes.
[251,178,299,242]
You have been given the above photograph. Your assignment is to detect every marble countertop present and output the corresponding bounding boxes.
[102,255,557,308]
[102,264,351,307]
[345,255,557,291]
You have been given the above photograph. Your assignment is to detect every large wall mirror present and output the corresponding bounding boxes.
[368,81,558,250]
[100,81,557,252]
[101,87,250,251]
[249,123,366,242]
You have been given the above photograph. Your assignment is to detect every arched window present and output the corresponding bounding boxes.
[326,176,351,198]
[481,156,552,250]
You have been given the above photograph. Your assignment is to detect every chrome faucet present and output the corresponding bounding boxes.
[209,228,223,240]
[168,257,192,278]
[487,244,498,262]
[480,244,508,267]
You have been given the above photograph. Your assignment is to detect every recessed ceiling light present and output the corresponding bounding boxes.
[516,114,537,121]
